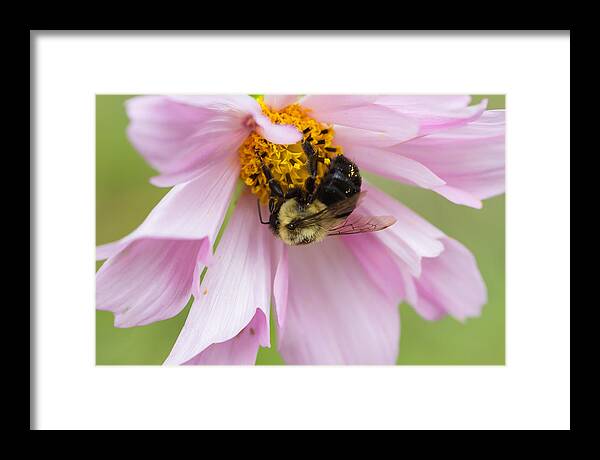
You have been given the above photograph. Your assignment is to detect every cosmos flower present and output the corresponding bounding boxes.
[96,95,505,365]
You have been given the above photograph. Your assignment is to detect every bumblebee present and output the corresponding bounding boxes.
[257,141,395,245]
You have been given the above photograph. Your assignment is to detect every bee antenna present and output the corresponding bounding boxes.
[257,199,270,225]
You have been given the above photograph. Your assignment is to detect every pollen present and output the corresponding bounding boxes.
[239,98,342,204]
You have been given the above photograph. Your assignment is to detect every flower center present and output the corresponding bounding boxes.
[239,98,343,204]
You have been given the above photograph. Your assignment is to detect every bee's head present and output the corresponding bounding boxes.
[275,198,328,246]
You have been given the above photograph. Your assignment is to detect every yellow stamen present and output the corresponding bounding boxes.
[239,98,342,204]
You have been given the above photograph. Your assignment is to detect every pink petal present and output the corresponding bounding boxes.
[342,233,405,303]
[127,95,299,188]
[173,95,302,145]
[278,238,400,365]
[326,106,420,143]
[96,240,126,261]
[183,310,268,365]
[345,147,445,189]
[95,156,238,327]
[263,95,300,111]
[391,110,505,206]
[434,185,483,209]
[149,166,226,188]
[125,96,236,175]
[272,244,289,337]
[412,295,448,321]
[96,238,211,327]
[164,193,277,365]
[354,186,487,322]
[333,125,408,149]
[254,113,302,145]
[141,117,249,187]
[376,96,488,135]
[96,156,239,259]
[359,183,445,276]
[169,95,262,114]
[413,238,487,321]
[378,95,473,110]
[299,95,378,112]
[300,95,420,143]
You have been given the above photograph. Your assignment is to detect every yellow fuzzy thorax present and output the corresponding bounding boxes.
[239,98,342,204]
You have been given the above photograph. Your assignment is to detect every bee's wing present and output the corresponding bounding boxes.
[327,213,397,236]
[294,192,367,228]
[294,191,395,235]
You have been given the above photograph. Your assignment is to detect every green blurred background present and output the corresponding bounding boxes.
[96,95,505,365]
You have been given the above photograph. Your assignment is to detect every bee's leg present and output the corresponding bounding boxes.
[302,140,318,182]
[284,185,309,206]
[261,163,284,199]
[268,197,276,214]
[284,187,301,200]
[302,140,318,201]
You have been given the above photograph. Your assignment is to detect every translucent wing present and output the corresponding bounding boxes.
[327,213,396,236]
[294,191,366,228]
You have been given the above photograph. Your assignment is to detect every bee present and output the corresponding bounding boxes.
[257,140,396,245]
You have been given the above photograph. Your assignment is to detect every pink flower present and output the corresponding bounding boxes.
[96,95,505,365]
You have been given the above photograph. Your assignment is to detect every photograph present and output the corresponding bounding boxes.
[96,94,506,366]
[32,31,570,430]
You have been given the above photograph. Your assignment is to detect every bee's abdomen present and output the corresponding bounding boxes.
[317,156,362,207]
